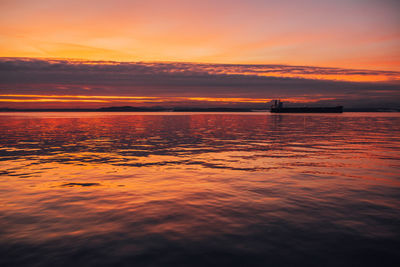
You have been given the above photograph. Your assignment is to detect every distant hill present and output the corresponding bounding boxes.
[0,106,169,112]
[172,107,253,112]
[98,106,166,112]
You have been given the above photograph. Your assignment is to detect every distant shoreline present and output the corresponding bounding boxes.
[0,107,399,112]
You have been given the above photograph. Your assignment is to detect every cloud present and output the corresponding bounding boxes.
[0,58,399,108]
[1,57,399,77]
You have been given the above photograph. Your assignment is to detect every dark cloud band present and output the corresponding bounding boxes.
[0,58,399,108]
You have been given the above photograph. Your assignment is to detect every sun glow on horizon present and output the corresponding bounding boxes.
[0,94,336,106]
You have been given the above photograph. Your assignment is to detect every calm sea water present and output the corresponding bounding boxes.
[0,112,399,267]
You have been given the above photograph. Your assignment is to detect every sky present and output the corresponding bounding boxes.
[0,0,399,108]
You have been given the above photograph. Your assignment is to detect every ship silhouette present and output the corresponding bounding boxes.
[270,100,343,113]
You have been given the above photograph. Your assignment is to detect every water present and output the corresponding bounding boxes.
[0,112,399,267]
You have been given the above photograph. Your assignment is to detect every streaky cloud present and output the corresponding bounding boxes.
[1,57,399,78]
[0,58,399,108]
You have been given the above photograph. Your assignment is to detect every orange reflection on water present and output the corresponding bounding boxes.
[0,112,399,253]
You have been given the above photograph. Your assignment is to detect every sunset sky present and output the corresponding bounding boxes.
[0,0,399,108]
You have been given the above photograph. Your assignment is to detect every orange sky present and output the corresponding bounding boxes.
[0,1,399,108]
[1,0,399,70]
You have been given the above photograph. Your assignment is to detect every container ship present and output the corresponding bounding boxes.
[270,100,343,113]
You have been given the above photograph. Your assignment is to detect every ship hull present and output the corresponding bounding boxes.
[270,106,343,113]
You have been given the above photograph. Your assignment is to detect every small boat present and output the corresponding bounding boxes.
[270,100,343,113]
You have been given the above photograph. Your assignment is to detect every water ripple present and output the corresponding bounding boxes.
[0,112,399,266]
